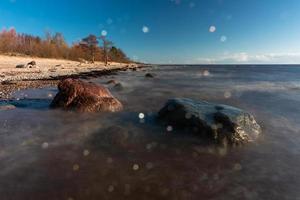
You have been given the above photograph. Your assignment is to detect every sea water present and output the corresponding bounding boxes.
[0,65,299,200]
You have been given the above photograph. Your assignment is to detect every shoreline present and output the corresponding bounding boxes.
[0,55,148,99]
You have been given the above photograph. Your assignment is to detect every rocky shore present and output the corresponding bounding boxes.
[0,55,145,99]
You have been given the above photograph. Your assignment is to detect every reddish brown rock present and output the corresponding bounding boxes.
[50,78,123,112]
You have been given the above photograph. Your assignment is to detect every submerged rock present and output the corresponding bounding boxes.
[0,104,16,111]
[106,79,117,85]
[158,98,261,145]
[145,73,154,78]
[113,83,123,91]
[50,78,123,112]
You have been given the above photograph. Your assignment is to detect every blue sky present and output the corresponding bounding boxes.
[1,0,300,64]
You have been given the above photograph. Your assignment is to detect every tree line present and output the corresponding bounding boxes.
[0,28,131,64]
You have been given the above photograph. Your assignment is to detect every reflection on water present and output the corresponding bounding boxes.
[0,65,300,200]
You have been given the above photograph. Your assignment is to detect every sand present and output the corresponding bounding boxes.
[0,55,142,99]
[0,55,138,82]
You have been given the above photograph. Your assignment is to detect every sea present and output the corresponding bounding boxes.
[0,65,299,200]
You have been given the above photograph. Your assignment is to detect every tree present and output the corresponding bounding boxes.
[109,46,129,63]
[82,34,98,63]
[99,35,113,66]
[0,28,130,63]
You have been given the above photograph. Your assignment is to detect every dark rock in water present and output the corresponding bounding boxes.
[106,79,117,85]
[0,104,16,111]
[113,83,123,90]
[145,73,154,78]
[158,98,261,145]
[50,78,123,112]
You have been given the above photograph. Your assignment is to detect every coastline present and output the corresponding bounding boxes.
[0,55,146,99]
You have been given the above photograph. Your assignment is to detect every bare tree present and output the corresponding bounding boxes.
[99,35,113,66]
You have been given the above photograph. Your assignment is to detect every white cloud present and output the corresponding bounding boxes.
[196,52,300,64]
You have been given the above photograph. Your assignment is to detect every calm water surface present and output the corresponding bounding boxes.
[0,65,299,200]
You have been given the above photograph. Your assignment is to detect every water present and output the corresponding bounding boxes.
[0,65,300,200]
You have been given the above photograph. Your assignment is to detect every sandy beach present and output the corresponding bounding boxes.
[0,55,138,82]
[0,55,141,98]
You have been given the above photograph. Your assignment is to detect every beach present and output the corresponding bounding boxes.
[0,55,140,98]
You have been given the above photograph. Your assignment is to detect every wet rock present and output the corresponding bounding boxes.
[50,78,123,112]
[158,98,261,145]
[145,73,154,78]
[113,83,123,90]
[106,79,117,85]
[0,104,16,111]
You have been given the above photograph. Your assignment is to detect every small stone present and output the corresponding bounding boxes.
[113,83,123,90]
[16,64,26,68]
[145,73,154,78]
[106,80,117,85]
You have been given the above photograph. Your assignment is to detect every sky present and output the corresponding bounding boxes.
[1,0,300,64]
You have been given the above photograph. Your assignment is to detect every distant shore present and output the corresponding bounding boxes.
[0,55,145,99]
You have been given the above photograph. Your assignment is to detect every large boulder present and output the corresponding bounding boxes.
[50,78,123,112]
[158,98,261,145]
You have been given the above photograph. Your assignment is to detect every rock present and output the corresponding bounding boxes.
[27,61,36,66]
[50,78,123,112]
[158,98,261,145]
[1,80,17,85]
[26,61,37,68]
[106,79,117,85]
[0,104,16,111]
[145,73,154,78]
[16,64,26,68]
[113,83,123,90]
